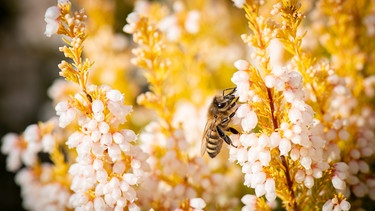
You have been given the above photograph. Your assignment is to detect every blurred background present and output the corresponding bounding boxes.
[0,0,63,209]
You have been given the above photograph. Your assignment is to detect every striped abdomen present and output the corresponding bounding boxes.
[205,126,224,158]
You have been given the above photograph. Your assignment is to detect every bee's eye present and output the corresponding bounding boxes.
[217,102,226,108]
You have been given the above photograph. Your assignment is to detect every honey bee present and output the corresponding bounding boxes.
[201,87,239,158]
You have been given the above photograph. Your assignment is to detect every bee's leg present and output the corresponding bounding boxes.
[216,126,237,148]
[222,87,237,96]
[220,109,238,124]
[228,97,239,110]
[228,127,239,134]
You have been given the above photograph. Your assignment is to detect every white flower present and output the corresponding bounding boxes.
[241,194,257,206]
[264,75,276,88]
[55,101,77,128]
[279,138,291,155]
[340,200,351,210]
[265,178,275,193]
[322,198,351,211]
[232,70,249,83]
[185,10,200,34]
[62,86,149,209]
[304,175,314,188]
[1,133,22,171]
[258,150,271,166]
[322,199,333,211]
[232,0,246,8]
[44,6,60,37]
[364,14,375,36]
[190,198,206,210]
[69,192,89,208]
[107,100,132,126]
[108,144,122,161]
[126,12,140,25]
[158,15,181,41]
[58,0,70,4]
[15,167,71,210]
[42,134,55,153]
[123,12,140,34]
[358,160,370,173]
[255,183,266,197]
[92,99,104,113]
[106,89,124,102]
[332,175,346,190]
[269,132,281,148]
[234,60,250,71]
[288,107,302,124]
[94,197,106,210]
[2,133,17,154]
[236,104,251,118]
[231,69,250,102]
[128,203,140,211]
[352,182,368,197]
[241,110,258,133]
[300,156,312,170]
[287,71,303,89]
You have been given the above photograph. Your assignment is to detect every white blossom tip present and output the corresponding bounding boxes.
[190,198,206,209]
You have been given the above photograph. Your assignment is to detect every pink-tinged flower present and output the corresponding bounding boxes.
[2,118,60,172]
[294,169,305,183]
[241,110,258,133]
[103,88,132,127]
[24,124,40,143]
[352,182,368,197]
[231,66,250,102]
[322,199,334,211]
[322,198,351,211]
[190,198,206,210]
[13,133,40,168]
[331,162,349,190]
[41,134,55,153]
[339,200,351,210]
[264,75,276,88]
[158,15,181,41]
[232,0,246,8]
[241,194,257,210]
[1,133,23,171]
[15,165,71,210]
[62,86,149,209]
[304,175,314,189]
[123,12,140,34]
[44,6,60,37]
[234,60,250,71]
[364,14,375,36]
[58,0,70,4]
[185,10,200,34]
[55,101,77,128]
[279,138,291,155]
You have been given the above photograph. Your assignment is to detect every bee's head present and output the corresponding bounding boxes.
[209,88,237,115]
[213,95,231,110]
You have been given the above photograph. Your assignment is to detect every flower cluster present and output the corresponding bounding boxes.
[124,4,241,209]
[137,122,238,210]
[322,193,351,211]
[230,60,331,205]
[60,85,150,210]
[1,118,71,211]
[227,0,375,210]
[3,0,150,210]
[2,118,60,172]
[15,165,71,211]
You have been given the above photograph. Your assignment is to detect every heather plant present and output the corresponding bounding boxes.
[2,0,375,210]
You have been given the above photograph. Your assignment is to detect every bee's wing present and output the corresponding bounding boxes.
[201,120,215,157]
